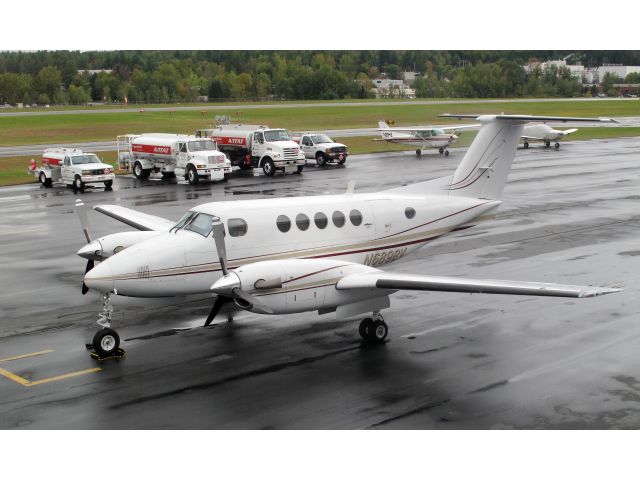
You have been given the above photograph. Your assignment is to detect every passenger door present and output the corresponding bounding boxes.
[61,156,72,183]
[177,142,188,168]
[252,132,264,158]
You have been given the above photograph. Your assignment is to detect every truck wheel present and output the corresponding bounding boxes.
[262,159,275,177]
[316,153,327,167]
[338,159,346,166]
[74,175,85,193]
[296,165,304,174]
[161,172,176,179]
[39,172,52,188]
[104,180,113,189]
[223,172,231,182]
[187,165,200,185]
[133,161,150,179]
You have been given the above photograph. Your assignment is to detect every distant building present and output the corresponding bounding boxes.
[402,71,418,86]
[372,78,416,99]
[523,60,585,82]
[524,60,640,85]
[589,65,640,83]
[77,69,113,75]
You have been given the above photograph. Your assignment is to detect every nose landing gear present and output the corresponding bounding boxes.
[358,311,388,344]
[89,293,126,360]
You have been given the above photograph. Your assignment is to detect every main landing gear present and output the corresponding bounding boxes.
[358,311,388,344]
[438,147,450,157]
[89,293,125,360]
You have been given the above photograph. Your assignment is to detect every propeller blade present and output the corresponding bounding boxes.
[232,288,274,315]
[211,219,228,276]
[75,199,92,243]
[82,259,95,295]
[204,295,228,327]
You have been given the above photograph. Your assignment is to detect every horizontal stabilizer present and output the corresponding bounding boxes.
[336,272,622,298]
[94,205,175,231]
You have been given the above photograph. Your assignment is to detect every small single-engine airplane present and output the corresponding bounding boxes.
[374,120,479,157]
[521,122,578,149]
[77,114,620,358]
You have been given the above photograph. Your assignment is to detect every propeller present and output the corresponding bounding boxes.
[76,199,97,295]
[204,218,273,327]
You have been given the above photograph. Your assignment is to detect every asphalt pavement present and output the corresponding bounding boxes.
[0,139,638,429]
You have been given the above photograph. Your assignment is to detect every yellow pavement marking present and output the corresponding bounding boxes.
[0,367,32,386]
[0,349,102,387]
[0,349,54,363]
[28,368,102,386]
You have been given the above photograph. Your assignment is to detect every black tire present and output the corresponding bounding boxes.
[368,320,388,343]
[545,140,551,147]
[359,318,373,339]
[74,175,85,193]
[262,158,275,177]
[39,172,52,188]
[133,161,145,179]
[223,172,231,182]
[416,149,422,157]
[187,165,200,185]
[316,152,327,167]
[104,180,113,188]
[523,142,529,149]
[555,142,560,149]
[438,147,444,154]
[92,328,120,357]
[338,159,346,166]
[295,165,304,174]
[444,150,450,157]
[161,172,176,179]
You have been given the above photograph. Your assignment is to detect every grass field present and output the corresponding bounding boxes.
[1,99,639,147]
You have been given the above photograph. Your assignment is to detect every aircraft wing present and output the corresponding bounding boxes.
[94,205,175,231]
[336,272,621,298]
[376,124,480,133]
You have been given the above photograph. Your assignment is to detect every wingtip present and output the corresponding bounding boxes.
[579,286,623,298]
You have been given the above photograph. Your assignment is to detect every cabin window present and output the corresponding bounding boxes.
[405,207,416,219]
[332,210,346,228]
[296,213,310,231]
[276,214,291,233]
[314,212,328,229]
[227,218,248,237]
[349,209,363,226]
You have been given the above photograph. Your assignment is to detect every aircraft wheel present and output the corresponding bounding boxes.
[439,147,444,154]
[359,318,373,339]
[444,149,450,157]
[545,140,551,147]
[555,143,560,149]
[415,149,422,157]
[368,320,388,343]
[92,328,120,357]
[523,142,529,149]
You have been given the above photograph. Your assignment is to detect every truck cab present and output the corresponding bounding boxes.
[296,133,348,167]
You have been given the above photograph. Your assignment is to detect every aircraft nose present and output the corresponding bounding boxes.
[84,260,114,293]
[77,240,103,260]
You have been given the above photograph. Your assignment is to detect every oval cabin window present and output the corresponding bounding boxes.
[228,218,248,237]
[314,212,328,229]
[276,215,291,233]
[405,207,416,219]
[296,213,310,231]
[332,211,346,228]
[349,209,363,226]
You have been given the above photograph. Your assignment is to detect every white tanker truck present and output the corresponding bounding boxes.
[117,133,232,185]
[195,124,305,176]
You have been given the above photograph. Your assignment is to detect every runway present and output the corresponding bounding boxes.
[0,138,638,429]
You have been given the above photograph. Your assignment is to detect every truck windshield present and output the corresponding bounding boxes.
[264,130,290,142]
[188,140,216,151]
[71,154,100,165]
[310,134,333,143]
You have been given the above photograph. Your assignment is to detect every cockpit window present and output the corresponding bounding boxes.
[173,211,197,232]
[185,213,215,237]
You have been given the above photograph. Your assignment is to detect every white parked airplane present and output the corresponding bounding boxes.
[521,123,578,149]
[78,114,620,358]
[374,120,479,157]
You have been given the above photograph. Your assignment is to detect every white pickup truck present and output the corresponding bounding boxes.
[292,133,348,167]
[28,148,115,192]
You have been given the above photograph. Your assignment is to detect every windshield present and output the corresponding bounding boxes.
[264,130,290,142]
[188,140,216,151]
[172,211,217,237]
[432,129,446,136]
[71,154,100,165]
[310,134,333,144]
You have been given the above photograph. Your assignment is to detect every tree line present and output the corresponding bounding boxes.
[1,51,639,105]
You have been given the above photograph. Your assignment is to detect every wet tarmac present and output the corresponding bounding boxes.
[0,139,639,429]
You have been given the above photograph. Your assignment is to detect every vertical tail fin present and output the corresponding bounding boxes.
[378,120,390,129]
[438,114,617,200]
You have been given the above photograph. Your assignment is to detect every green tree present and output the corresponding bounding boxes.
[36,66,62,102]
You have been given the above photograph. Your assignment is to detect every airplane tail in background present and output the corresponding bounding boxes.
[378,120,390,129]
[391,115,617,200]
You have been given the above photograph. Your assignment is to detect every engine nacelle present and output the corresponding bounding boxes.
[231,258,388,315]
[77,230,161,260]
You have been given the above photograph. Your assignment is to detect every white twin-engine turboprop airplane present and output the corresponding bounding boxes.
[375,120,479,157]
[521,122,578,149]
[78,114,621,358]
